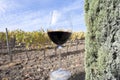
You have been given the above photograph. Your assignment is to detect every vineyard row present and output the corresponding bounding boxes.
[0,29,85,49]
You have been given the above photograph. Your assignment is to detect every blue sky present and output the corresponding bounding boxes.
[0,0,86,32]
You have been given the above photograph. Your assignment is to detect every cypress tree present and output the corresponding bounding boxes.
[85,0,120,80]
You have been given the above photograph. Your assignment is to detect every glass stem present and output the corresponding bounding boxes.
[58,46,62,68]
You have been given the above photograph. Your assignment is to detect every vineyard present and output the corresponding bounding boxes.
[0,29,85,80]
[0,29,85,52]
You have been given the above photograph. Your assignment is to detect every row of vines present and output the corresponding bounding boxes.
[0,29,85,50]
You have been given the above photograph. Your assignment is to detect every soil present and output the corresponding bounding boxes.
[0,42,85,80]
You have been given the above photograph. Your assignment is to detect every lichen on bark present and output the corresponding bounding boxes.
[85,0,120,80]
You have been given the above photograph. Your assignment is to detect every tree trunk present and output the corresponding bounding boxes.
[85,0,120,80]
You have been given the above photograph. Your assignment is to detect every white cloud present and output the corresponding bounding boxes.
[62,0,84,12]
[61,0,85,32]
[0,0,86,32]
[0,0,21,15]
[0,1,7,14]
[0,10,50,32]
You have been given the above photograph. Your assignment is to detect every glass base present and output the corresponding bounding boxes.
[50,68,71,80]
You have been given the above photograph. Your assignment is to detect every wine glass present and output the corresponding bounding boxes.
[47,10,72,69]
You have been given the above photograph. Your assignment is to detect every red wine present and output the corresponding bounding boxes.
[48,31,71,45]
